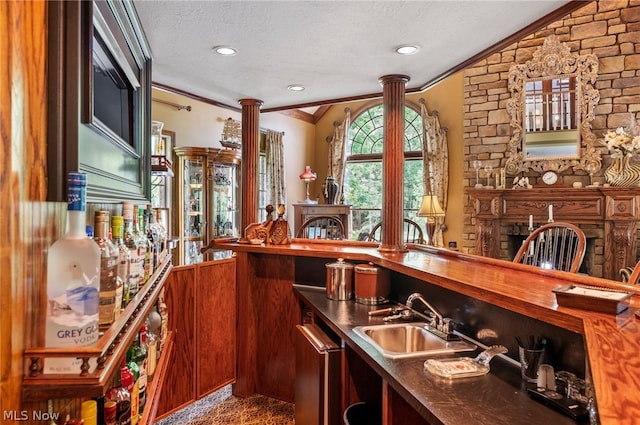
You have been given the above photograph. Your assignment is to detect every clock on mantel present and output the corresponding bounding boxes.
[538,171,563,187]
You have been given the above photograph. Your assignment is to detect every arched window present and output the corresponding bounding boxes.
[343,103,424,240]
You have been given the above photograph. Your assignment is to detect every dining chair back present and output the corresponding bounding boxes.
[296,215,345,240]
[513,222,586,273]
[620,260,640,285]
[367,218,425,244]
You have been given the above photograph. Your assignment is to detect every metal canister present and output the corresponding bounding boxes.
[325,258,354,300]
[354,263,389,305]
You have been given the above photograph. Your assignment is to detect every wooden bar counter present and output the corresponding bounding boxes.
[224,239,640,425]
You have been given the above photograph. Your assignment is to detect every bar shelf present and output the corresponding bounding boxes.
[22,256,173,401]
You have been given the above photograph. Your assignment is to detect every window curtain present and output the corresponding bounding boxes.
[265,129,287,208]
[420,99,449,247]
[327,108,351,202]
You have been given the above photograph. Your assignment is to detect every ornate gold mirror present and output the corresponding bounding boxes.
[505,35,601,175]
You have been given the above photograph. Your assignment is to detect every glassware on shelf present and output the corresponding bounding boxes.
[151,121,165,156]
[473,160,482,188]
[484,165,494,188]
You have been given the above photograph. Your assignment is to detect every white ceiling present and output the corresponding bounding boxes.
[133,0,572,112]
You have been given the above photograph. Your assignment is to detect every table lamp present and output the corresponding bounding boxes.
[417,194,445,245]
[299,165,317,204]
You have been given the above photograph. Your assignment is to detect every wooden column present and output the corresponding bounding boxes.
[378,75,410,253]
[239,98,263,236]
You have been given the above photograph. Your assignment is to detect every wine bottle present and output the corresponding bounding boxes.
[122,202,141,297]
[133,205,151,285]
[94,210,118,331]
[111,215,130,312]
[45,172,100,374]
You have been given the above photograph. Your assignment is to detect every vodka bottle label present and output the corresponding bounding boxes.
[45,172,101,374]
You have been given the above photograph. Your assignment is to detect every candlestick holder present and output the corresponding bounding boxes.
[473,160,482,188]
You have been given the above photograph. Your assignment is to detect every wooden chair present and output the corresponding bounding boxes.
[367,218,425,244]
[513,222,586,273]
[620,260,640,285]
[296,215,345,240]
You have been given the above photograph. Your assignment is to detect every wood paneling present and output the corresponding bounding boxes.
[234,252,300,403]
[234,252,256,397]
[196,259,236,398]
[383,382,431,425]
[157,258,237,419]
[254,255,298,401]
[583,317,640,425]
[157,265,196,415]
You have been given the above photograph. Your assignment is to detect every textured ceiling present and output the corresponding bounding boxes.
[133,0,572,111]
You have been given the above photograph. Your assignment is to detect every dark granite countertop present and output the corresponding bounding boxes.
[294,285,576,425]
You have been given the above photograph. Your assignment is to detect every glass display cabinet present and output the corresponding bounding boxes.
[173,147,241,265]
[151,126,174,240]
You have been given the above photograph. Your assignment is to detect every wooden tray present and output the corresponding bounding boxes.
[552,284,632,315]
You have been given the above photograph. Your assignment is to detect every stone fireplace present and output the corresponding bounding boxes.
[460,2,640,265]
[468,187,640,280]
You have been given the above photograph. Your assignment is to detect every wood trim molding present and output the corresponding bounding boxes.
[153,82,242,113]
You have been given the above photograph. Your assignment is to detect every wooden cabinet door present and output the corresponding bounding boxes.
[196,258,237,398]
[157,265,196,416]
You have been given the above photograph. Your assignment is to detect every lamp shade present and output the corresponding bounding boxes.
[299,165,317,181]
[417,194,445,217]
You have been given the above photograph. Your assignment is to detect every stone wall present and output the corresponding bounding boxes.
[462,0,640,271]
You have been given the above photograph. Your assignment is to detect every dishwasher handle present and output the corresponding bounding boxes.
[296,324,340,352]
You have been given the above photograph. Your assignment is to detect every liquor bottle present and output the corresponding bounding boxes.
[126,349,140,425]
[111,215,130,312]
[145,319,158,379]
[103,394,117,425]
[94,211,119,331]
[117,359,133,425]
[133,325,148,412]
[157,288,169,352]
[153,208,168,264]
[45,172,100,374]
[107,223,124,323]
[133,205,151,285]
[122,202,141,297]
[145,205,159,271]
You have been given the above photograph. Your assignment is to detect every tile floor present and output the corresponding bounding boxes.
[155,385,295,424]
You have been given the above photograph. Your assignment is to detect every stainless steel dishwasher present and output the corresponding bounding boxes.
[295,323,342,425]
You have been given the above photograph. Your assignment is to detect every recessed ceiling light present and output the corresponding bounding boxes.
[213,46,237,56]
[287,84,305,92]
[395,45,420,55]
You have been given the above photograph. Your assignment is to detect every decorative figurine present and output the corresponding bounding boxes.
[268,204,291,245]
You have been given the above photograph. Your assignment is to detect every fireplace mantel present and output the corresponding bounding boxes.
[468,187,640,280]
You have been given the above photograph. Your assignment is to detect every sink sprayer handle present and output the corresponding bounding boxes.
[474,345,508,367]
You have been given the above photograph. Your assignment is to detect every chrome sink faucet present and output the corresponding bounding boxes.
[406,292,454,337]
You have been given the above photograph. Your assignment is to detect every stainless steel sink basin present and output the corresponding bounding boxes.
[353,322,477,359]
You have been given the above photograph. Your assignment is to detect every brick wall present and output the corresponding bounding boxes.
[463,0,640,267]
